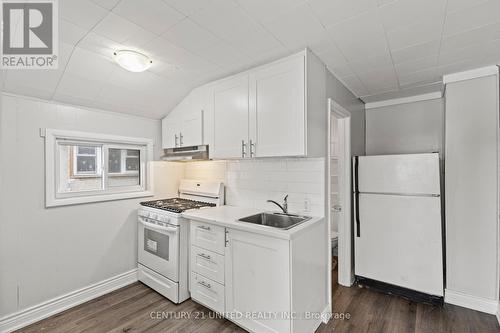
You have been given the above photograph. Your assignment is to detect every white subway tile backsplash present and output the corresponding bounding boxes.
[185,157,325,217]
[185,160,226,182]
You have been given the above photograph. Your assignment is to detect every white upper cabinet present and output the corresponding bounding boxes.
[211,75,249,159]
[249,55,305,157]
[161,49,327,158]
[180,111,203,147]
[161,87,207,149]
[161,114,181,148]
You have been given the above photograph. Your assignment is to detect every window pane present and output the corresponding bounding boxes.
[77,146,96,155]
[58,144,103,193]
[127,149,140,157]
[126,157,139,171]
[108,148,122,173]
[77,156,97,172]
[108,148,140,188]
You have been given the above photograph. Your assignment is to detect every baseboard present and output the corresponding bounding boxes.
[0,269,138,333]
[496,303,500,325]
[321,304,331,324]
[444,289,498,315]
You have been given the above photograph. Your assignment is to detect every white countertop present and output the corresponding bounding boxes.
[182,205,324,240]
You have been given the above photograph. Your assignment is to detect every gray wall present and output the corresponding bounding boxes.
[365,98,444,156]
[326,71,365,156]
[0,94,162,318]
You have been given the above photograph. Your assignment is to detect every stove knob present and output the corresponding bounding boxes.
[151,213,158,220]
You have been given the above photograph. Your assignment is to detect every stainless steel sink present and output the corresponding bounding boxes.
[238,212,311,230]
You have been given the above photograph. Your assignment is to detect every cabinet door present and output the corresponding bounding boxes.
[249,55,305,157]
[161,116,181,148]
[180,110,203,146]
[225,229,290,333]
[212,75,249,159]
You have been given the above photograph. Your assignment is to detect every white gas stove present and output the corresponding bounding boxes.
[137,179,224,303]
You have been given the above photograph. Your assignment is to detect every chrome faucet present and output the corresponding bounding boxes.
[267,195,288,214]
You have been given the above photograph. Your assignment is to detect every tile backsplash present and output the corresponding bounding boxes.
[184,158,325,217]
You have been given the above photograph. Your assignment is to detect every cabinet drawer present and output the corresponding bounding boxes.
[191,246,225,284]
[191,272,225,313]
[190,221,225,254]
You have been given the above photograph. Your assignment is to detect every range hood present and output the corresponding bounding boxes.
[161,145,209,161]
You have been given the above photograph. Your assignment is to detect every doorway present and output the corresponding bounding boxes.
[327,98,353,302]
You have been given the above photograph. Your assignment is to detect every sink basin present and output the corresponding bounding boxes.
[238,212,311,230]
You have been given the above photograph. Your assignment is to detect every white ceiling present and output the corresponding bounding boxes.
[2,0,500,118]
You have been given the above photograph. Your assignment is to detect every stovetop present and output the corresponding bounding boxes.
[140,198,216,213]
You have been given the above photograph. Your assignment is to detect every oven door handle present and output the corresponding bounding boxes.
[139,218,178,234]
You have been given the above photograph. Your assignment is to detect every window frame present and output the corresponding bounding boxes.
[45,129,154,207]
[107,148,140,176]
[71,145,102,178]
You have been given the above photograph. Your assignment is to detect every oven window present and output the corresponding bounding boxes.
[144,228,169,261]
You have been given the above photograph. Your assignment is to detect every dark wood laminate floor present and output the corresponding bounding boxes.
[16,259,500,333]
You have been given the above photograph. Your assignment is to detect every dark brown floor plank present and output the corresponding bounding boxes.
[15,257,500,333]
[18,283,151,333]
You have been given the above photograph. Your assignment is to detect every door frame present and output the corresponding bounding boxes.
[327,98,353,298]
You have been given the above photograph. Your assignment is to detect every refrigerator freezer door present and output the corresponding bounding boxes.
[357,153,440,195]
[354,193,443,296]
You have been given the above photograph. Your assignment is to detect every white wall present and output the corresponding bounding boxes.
[445,75,499,304]
[365,98,444,156]
[0,94,163,318]
[185,158,325,217]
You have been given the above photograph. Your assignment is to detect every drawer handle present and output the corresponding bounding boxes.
[198,280,211,289]
[198,225,211,231]
[198,253,211,260]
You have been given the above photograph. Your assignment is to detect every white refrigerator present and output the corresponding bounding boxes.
[353,153,444,297]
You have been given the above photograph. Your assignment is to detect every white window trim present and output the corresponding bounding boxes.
[45,129,154,207]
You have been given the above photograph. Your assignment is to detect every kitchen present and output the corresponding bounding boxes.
[0,0,500,332]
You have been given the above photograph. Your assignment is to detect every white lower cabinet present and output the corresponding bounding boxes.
[191,272,225,313]
[190,221,226,255]
[188,218,328,333]
[190,245,225,284]
[225,229,290,333]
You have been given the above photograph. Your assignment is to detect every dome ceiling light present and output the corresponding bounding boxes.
[113,50,152,72]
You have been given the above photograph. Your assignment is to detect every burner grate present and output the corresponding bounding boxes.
[140,198,216,213]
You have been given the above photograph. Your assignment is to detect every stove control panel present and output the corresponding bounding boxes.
[138,208,171,224]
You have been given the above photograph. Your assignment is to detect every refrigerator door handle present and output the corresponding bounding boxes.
[354,156,360,237]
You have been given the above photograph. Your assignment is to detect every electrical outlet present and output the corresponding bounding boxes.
[304,198,311,212]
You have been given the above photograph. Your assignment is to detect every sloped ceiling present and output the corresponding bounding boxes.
[2,0,500,119]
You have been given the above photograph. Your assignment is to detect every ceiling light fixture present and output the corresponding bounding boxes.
[113,50,152,72]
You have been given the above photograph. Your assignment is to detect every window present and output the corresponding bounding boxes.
[45,129,153,207]
[73,146,102,176]
[108,149,140,175]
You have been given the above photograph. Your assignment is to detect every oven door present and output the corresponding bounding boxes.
[138,216,179,282]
